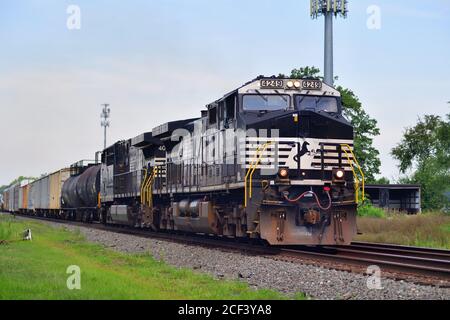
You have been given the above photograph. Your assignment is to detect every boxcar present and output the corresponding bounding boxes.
[19,184,28,211]
[3,188,10,211]
[39,176,50,211]
[29,176,50,214]
[48,169,71,215]
[5,184,20,213]
[27,181,36,212]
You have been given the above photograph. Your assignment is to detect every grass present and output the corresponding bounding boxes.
[0,215,298,300]
[357,203,386,218]
[356,211,450,249]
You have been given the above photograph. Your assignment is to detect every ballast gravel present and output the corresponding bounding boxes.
[13,215,450,300]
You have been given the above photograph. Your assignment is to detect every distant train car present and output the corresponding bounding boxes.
[28,177,49,214]
[2,184,20,213]
[2,187,10,212]
[19,182,29,212]
[24,169,70,217]
[11,184,20,213]
[48,169,71,216]
[27,181,36,212]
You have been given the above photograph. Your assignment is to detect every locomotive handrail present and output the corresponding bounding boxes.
[341,144,365,203]
[143,168,155,205]
[249,142,274,199]
[145,167,159,207]
[144,168,153,206]
[244,141,274,208]
[140,168,148,204]
[341,148,360,201]
[244,143,265,208]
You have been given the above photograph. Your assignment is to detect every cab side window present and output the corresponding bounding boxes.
[209,106,217,125]
[225,95,236,120]
[218,101,225,122]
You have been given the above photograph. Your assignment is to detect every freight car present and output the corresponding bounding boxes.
[3,183,20,213]
[3,76,364,246]
[24,169,71,217]
[61,160,101,222]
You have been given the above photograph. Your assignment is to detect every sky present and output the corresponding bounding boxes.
[0,0,449,184]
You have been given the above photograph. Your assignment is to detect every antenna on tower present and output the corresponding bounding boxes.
[100,104,110,150]
[310,0,348,86]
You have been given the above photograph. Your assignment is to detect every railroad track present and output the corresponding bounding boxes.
[5,212,450,285]
[280,243,450,283]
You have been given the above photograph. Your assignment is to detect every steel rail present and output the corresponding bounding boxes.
[280,244,450,281]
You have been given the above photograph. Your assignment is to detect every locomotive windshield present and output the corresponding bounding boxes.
[243,94,290,111]
[295,95,339,113]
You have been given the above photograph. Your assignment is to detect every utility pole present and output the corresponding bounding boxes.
[100,104,110,150]
[311,0,348,86]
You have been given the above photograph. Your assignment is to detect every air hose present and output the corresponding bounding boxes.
[283,190,332,211]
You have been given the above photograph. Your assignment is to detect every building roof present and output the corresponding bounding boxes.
[365,184,421,190]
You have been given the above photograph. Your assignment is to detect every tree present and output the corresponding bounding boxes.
[373,177,390,185]
[338,87,381,182]
[290,66,321,79]
[286,67,381,182]
[392,113,450,210]
[0,176,37,194]
[0,185,8,195]
[392,115,440,172]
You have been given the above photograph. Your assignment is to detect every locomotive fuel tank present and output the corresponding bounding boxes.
[173,199,218,234]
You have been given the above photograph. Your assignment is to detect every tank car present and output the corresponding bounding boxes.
[61,161,101,221]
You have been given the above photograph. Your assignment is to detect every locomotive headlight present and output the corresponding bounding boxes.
[286,81,294,89]
[335,169,345,179]
[278,168,289,179]
[294,81,301,88]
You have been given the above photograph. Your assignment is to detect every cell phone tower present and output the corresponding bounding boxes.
[311,0,348,86]
[101,104,111,150]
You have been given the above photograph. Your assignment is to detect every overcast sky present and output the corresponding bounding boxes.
[1,0,449,185]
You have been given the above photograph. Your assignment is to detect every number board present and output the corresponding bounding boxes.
[260,79,284,89]
[301,80,322,90]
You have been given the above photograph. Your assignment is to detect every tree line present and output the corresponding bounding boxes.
[0,176,38,195]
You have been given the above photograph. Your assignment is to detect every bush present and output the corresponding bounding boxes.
[356,212,450,249]
[357,203,386,218]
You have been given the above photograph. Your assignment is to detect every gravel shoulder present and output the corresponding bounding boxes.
[8,214,450,300]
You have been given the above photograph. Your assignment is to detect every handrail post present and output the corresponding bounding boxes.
[140,168,148,204]
[341,144,365,203]
[244,141,273,207]
[249,142,272,199]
